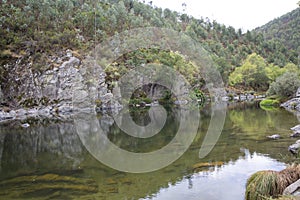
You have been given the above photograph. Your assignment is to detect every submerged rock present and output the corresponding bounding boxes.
[267,134,280,139]
[192,161,224,171]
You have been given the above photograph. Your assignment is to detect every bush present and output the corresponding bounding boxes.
[267,72,300,98]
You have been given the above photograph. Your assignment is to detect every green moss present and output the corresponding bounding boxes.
[260,99,280,107]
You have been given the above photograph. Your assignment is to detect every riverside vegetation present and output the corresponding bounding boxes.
[0,0,300,110]
[1,1,300,200]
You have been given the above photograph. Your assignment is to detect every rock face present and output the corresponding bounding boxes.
[0,50,121,120]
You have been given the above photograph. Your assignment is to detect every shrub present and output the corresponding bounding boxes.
[267,72,300,98]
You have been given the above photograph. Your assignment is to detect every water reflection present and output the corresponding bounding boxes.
[0,121,84,179]
[145,149,286,200]
[0,103,298,199]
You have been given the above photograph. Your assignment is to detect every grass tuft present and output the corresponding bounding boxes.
[246,165,300,200]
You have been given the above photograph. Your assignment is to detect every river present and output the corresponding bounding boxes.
[0,102,298,200]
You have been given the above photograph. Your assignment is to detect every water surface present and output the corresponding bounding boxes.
[0,102,298,200]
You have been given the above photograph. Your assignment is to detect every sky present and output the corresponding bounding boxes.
[147,0,299,31]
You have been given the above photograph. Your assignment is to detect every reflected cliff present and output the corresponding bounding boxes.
[0,103,298,199]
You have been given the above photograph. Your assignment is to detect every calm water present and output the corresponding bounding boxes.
[0,102,299,200]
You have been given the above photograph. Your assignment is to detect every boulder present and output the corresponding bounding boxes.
[296,87,300,98]
[283,179,300,196]
[288,140,300,154]
[281,98,300,112]
[291,124,300,137]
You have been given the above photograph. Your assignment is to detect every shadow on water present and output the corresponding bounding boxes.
[0,102,299,199]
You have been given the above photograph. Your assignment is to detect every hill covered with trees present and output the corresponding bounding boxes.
[0,0,299,100]
[255,7,300,54]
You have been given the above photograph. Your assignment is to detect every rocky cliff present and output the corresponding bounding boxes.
[0,50,121,121]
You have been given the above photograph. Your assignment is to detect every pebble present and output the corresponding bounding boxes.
[266,134,280,139]
[21,123,30,128]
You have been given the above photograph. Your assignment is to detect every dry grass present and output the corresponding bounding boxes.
[246,165,300,200]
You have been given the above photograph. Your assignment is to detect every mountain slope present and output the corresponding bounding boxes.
[0,0,298,86]
[255,8,300,52]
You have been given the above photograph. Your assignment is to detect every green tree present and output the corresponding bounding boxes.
[267,72,300,98]
[265,64,285,82]
[229,53,270,90]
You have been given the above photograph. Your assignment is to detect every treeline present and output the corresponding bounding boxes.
[0,0,298,89]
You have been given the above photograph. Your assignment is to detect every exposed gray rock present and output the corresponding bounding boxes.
[283,179,300,196]
[267,134,280,139]
[291,124,300,137]
[281,98,300,112]
[296,87,300,98]
[288,140,300,154]
[291,125,300,132]
[0,50,123,122]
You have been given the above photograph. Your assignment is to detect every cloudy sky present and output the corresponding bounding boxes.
[148,0,299,31]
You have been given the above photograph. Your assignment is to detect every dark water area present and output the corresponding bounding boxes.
[0,102,299,200]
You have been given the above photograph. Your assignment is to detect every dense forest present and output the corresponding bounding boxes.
[255,7,300,52]
[0,0,299,99]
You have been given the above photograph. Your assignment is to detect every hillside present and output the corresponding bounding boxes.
[255,7,300,53]
[0,0,299,108]
[0,1,298,68]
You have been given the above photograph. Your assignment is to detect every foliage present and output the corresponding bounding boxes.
[255,7,300,56]
[246,165,300,200]
[0,0,300,93]
[105,48,202,90]
[229,54,272,91]
[267,72,300,98]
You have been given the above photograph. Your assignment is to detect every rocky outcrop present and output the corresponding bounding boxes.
[0,50,121,121]
[281,98,300,111]
[291,124,300,137]
[289,140,300,154]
